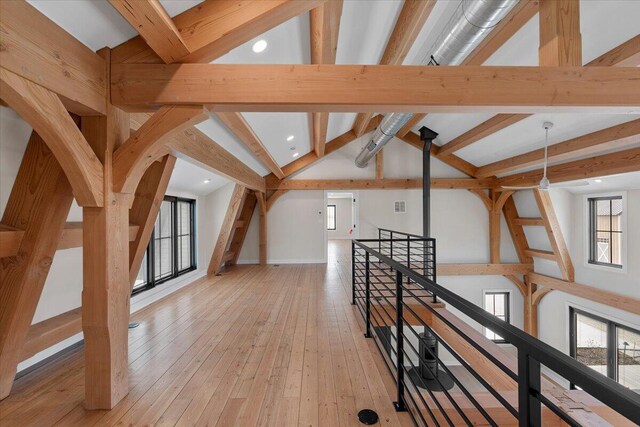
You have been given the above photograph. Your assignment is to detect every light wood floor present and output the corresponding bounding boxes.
[0,240,413,426]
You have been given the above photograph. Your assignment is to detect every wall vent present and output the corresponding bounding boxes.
[394,201,406,214]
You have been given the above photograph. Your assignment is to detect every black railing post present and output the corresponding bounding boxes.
[432,239,437,303]
[389,231,394,272]
[406,235,410,284]
[518,352,542,426]
[351,241,356,305]
[394,270,407,412]
[364,252,372,338]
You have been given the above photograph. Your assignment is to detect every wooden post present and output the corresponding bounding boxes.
[489,190,501,264]
[0,132,74,399]
[80,48,132,409]
[256,191,267,265]
[375,150,384,180]
[539,0,582,66]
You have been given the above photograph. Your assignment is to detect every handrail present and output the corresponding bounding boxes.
[352,237,640,426]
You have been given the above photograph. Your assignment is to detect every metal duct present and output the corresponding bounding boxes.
[354,0,518,168]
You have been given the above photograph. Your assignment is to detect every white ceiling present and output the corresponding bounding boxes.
[26,0,640,196]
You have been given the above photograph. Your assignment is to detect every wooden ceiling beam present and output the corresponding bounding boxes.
[269,115,382,182]
[112,0,325,64]
[0,1,107,115]
[352,0,436,137]
[108,0,190,64]
[587,34,640,67]
[167,127,266,193]
[111,64,640,113]
[396,0,539,138]
[310,1,343,156]
[216,112,284,179]
[436,114,529,156]
[476,118,640,178]
[497,146,640,188]
[398,132,479,177]
[267,178,496,191]
[0,68,104,207]
[113,106,207,194]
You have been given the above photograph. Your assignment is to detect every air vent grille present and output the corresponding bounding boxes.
[394,201,406,214]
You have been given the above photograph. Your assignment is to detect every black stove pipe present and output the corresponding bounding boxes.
[419,127,439,238]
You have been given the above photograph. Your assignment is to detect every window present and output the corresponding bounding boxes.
[327,205,336,230]
[483,291,510,343]
[570,308,640,394]
[588,196,623,269]
[133,196,196,295]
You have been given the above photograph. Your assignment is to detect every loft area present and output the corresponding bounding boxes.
[0,0,639,426]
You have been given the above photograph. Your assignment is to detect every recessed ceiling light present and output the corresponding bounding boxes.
[252,39,267,53]
[203,179,211,184]
[286,135,295,142]
[594,179,603,183]
[293,152,299,158]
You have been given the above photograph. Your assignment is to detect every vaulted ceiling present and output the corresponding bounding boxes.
[27,0,640,195]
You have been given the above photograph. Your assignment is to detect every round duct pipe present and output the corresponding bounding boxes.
[354,0,518,168]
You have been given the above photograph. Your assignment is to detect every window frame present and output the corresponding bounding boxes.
[587,195,623,269]
[569,307,640,390]
[584,192,626,273]
[327,204,337,231]
[482,290,511,344]
[132,195,197,296]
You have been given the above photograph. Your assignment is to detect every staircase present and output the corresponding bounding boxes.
[208,185,257,275]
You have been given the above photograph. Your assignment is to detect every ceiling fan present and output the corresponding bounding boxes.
[501,122,589,191]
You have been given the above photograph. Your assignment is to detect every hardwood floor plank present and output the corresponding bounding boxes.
[1,243,414,427]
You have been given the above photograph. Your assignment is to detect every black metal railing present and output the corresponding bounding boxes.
[351,231,640,427]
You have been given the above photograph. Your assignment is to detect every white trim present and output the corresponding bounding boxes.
[324,190,359,262]
[582,191,627,274]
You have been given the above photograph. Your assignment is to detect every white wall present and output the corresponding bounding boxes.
[536,189,640,360]
[1,107,211,372]
[327,197,353,239]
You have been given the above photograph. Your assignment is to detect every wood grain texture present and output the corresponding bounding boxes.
[80,90,132,409]
[310,0,343,155]
[167,126,265,192]
[268,178,496,191]
[0,68,104,207]
[533,189,574,281]
[216,112,284,179]
[0,1,106,115]
[113,105,206,194]
[208,185,246,275]
[498,146,640,188]
[539,0,582,66]
[0,132,74,400]
[229,192,257,266]
[128,155,176,286]
[436,263,533,276]
[256,192,267,265]
[0,242,417,426]
[529,273,640,316]
[108,0,190,64]
[266,190,289,212]
[351,0,436,137]
[587,34,640,67]
[476,118,640,177]
[20,308,82,362]
[437,114,530,156]
[375,150,384,180]
[502,197,534,264]
[112,0,324,64]
[111,64,640,113]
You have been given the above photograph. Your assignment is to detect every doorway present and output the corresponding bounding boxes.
[324,191,359,261]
